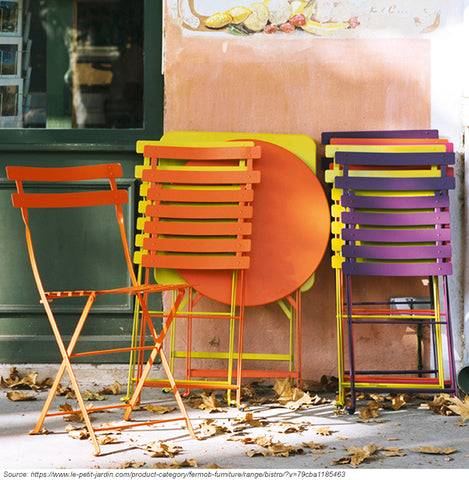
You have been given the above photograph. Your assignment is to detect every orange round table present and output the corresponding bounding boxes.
[176,140,330,307]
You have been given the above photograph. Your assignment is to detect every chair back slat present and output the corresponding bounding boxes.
[342,244,452,260]
[143,220,252,236]
[321,129,439,145]
[12,190,128,209]
[143,144,261,161]
[340,194,449,209]
[341,228,451,243]
[334,151,455,166]
[145,204,253,220]
[7,164,123,182]
[141,254,250,270]
[142,168,261,185]
[148,188,254,203]
[341,210,450,227]
[335,176,455,191]
[143,237,251,253]
[342,262,452,277]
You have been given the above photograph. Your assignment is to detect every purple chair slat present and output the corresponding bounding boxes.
[335,176,455,191]
[321,130,439,145]
[342,261,452,277]
[342,244,452,260]
[341,210,450,226]
[335,151,454,166]
[341,228,451,243]
[340,194,449,209]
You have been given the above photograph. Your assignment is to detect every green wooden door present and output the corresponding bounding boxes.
[0,0,162,363]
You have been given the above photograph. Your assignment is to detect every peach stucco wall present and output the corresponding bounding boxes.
[163,18,432,382]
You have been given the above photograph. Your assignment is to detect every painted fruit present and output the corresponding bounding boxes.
[205,12,232,29]
[227,6,252,24]
[244,3,269,31]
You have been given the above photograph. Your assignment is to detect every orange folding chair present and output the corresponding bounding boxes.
[128,142,261,406]
[6,164,197,456]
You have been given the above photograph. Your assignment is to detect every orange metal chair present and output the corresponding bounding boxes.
[130,142,261,406]
[6,163,197,456]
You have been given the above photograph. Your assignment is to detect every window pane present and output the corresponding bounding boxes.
[0,0,143,129]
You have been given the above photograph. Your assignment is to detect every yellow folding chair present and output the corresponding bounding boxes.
[6,164,197,455]
[126,142,261,407]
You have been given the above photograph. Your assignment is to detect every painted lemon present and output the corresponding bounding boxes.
[205,12,233,29]
[244,3,269,31]
[227,6,252,24]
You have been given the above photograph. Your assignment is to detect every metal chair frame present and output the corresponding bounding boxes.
[6,163,197,455]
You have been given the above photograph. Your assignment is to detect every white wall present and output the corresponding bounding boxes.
[431,0,466,369]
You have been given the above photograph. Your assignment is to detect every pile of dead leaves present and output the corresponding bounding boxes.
[424,393,469,422]
[273,377,329,410]
[1,367,52,401]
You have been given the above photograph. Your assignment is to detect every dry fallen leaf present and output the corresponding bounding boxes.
[314,426,332,436]
[187,393,225,413]
[1,367,52,391]
[446,395,469,422]
[143,404,176,415]
[138,441,183,458]
[391,393,408,411]
[269,421,309,434]
[337,442,378,468]
[424,394,456,416]
[60,402,86,423]
[302,441,326,452]
[199,419,230,437]
[6,391,36,401]
[412,446,456,455]
[65,425,89,440]
[98,381,122,395]
[268,442,305,457]
[380,447,406,457]
[246,449,268,457]
[83,390,106,401]
[117,461,146,469]
[359,404,379,419]
[233,412,266,428]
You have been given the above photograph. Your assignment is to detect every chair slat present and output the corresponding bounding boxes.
[340,194,449,209]
[342,244,451,260]
[142,169,261,185]
[11,190,128,208]
[335,176,455,191]
[143,144,261,160]
[143,237,251,253]
[334,151,455,166]
[321,130,439,145]
[146,204,254,219]
[342,261,452,277]
[143,220,252,236]
[341,210,450,226]
[147,187,254,203]
[341,228,451,243]
[141,253,251,270]
[6,164,123,182]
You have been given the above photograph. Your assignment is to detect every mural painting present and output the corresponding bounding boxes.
[170,0,442,37]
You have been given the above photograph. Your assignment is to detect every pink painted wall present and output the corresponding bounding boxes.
[163,12,432,383]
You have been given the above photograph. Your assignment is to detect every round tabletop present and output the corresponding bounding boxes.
[177,139,331,307]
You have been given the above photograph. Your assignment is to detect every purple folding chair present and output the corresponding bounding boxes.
[334,150,457,412]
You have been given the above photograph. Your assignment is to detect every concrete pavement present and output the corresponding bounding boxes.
[1,369,469,472]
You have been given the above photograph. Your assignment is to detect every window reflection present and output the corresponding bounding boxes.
[0,0,143,129]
